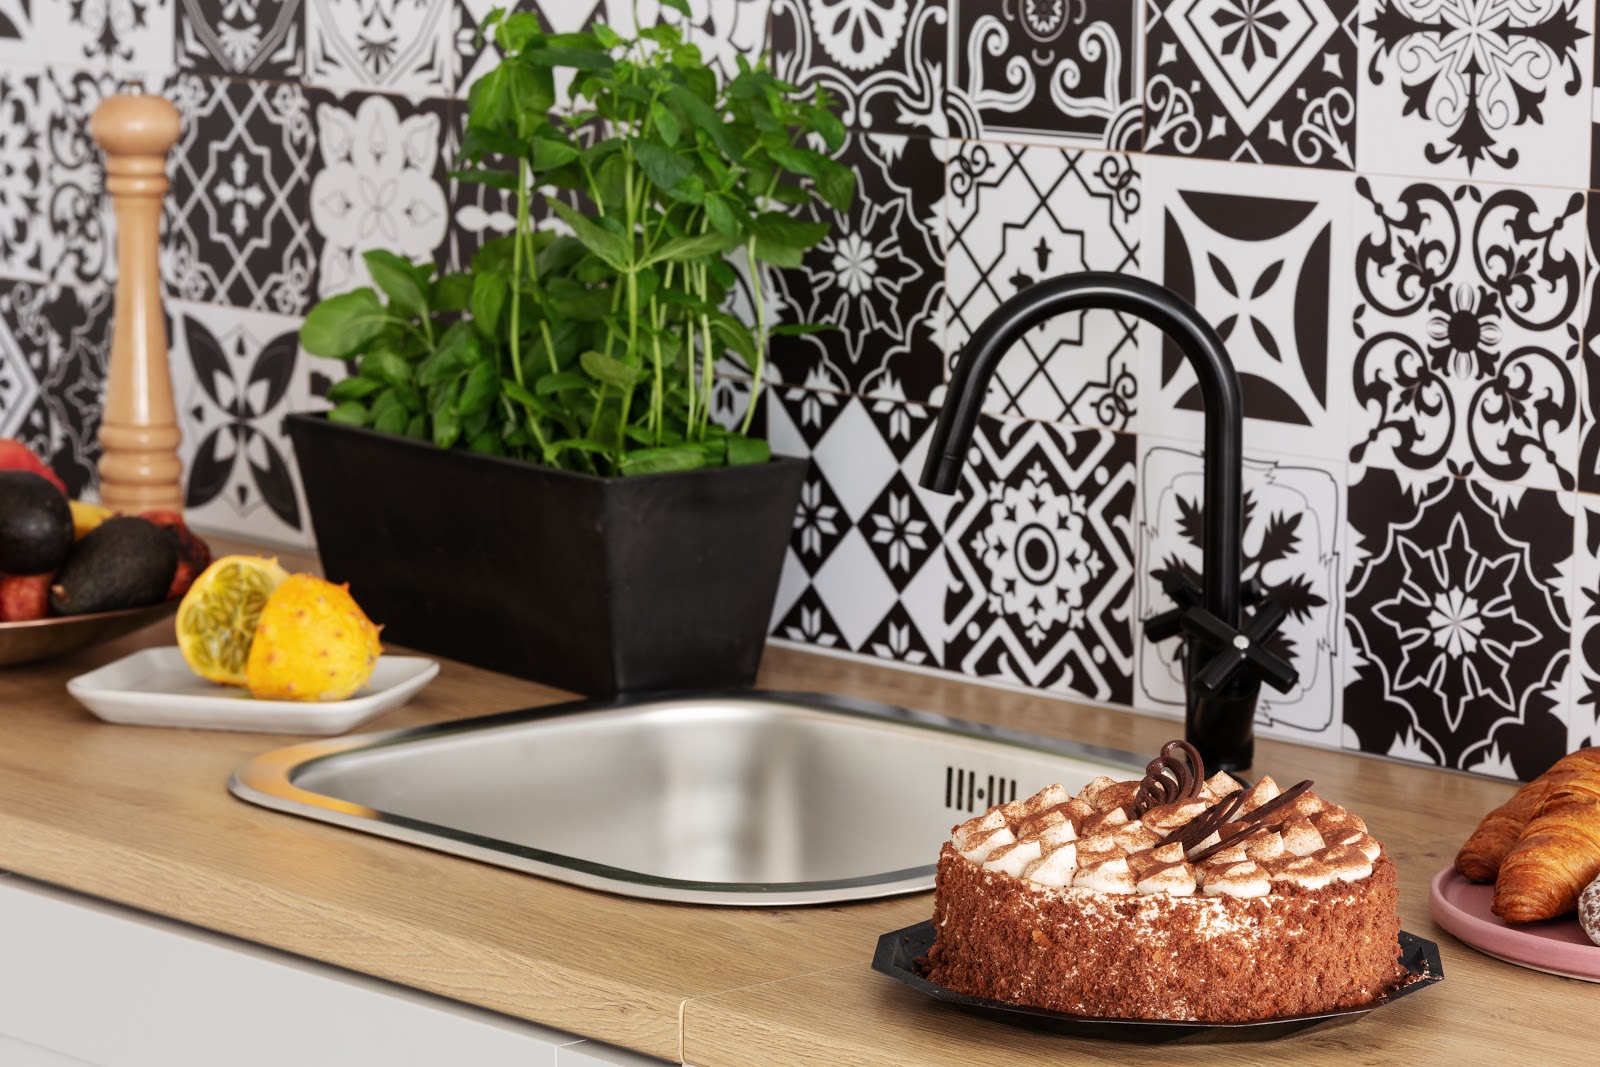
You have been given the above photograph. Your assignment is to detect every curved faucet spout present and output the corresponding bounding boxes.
[920,271,1242,630]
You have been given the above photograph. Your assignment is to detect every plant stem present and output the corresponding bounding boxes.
[740,239,766,436]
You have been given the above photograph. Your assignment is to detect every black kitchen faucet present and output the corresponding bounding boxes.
[919,271,1297,772]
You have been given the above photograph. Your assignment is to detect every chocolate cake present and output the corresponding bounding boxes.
[922,741,1408,1022]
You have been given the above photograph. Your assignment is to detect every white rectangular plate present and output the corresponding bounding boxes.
[66,648,439,735]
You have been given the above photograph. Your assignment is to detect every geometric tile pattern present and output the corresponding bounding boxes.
[946,141,1142,429]
[176,0,303,79]
[1146,0,1358,168]
[1344,464,1573,781]
[944,414,1137,705]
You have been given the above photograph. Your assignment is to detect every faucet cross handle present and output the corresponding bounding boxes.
[1144,573,1268,644]
[1182,599,1298,696]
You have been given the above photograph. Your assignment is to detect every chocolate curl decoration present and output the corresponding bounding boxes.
[1176,780,1315,863]
[1132,740,1205,816]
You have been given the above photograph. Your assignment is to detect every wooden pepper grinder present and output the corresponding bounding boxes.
[90,82,184,512]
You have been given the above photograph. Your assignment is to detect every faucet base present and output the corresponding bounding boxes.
[1184,649,1260,773]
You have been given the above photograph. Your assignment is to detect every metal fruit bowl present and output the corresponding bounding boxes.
[0,600,177,667]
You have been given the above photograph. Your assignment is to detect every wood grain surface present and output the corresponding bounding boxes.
[0,544,1588,1064]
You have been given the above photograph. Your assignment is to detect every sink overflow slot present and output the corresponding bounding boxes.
[946,767,1018,813]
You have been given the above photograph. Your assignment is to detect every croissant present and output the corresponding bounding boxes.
[1456,746,1600,882]
[1492,774,1600,923]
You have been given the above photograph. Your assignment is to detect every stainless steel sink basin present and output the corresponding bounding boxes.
[229,691,1143,906]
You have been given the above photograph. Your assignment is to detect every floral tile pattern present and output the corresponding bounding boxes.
[1349,175,1585,490]
[1344,464,1572,780]
[945,140,1141,429]
[168,301,330,545]
[944,414,1137,704]
[1578,191,1600,494]
[1145,0,1358,168]
[1356,0,1594,185]
[1141,154,1355,459]
[163,74,316,315]
[772,0,958,137]
[952,0,1143,150]
[176,0,302,78]
[1135,441,1346,744]
[0,278,114,498]
[1572,498,1600,751]
[304,0,459,94]
[767,385,954,667]
[308,91,451,298]
[0,0,174,73]
[768,132,947,404]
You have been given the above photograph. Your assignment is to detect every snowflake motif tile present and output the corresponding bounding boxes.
[167,302,331,546]
[944,414,1136,704]
[1135,441,1347,744]
[305,0,460,94]
[768,132,946,404]
[1349,175,1586,490]
[0,279,114,498]
[308,91,451,299]
[1571,498,1600,750]
[952,0,1143,149]
[0,69,122,289]
[0,0,174,74]
[176,0,303,78]
[1343,465,1572,780]
[163,75,316,316]
[1357,0,1594,184]
[1140,154,1355,459]
[772,0,960,137]
[1145,0,1358,168]
[1579,191,1600,493]
[946,140,1141,429]
[766,386,954,668]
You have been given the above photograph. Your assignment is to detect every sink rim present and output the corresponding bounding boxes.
[228,689,1143,906]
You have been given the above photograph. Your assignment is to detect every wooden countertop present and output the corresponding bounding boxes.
[1,612,1593,1064]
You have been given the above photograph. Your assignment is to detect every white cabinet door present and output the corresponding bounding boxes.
[0,872,670,1067]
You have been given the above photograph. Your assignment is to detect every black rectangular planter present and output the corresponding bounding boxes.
[286,413,805,697]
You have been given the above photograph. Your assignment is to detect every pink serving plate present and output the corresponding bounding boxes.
[1429,866,1600,982]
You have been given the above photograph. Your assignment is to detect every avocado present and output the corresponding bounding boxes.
[0,470,74,574]
[48,516,178,616]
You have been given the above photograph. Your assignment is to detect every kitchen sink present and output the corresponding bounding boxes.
[228,691,1144,906]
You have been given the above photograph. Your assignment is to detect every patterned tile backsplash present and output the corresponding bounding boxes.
[2,0,1599,781]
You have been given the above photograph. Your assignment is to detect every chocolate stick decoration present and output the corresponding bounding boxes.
[1132,740,1206,815]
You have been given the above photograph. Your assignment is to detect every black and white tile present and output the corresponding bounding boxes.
[944,414,1136,704]
[945,140,1141,429]
[168,301,333,546]
[176,0,302,78]
[0,69,119,289]
[1135,441,1345,743]
[1145,0,1358,168]
[308,91,450,299]
[305,0,459,95]
[1140,155,1355,459]
[0,278,113,498]
[773,0,957,137]
[163,74,316,315]
[767,385,954,666]
[1357,0,1593,184]
[951,0,1143,149]
[1349,175,1585,490]
[0,0,174,73]
[1578,191,1600,494]
[1572,498,1600,750]
[768,132,946,404]
[1344,464,1572,780]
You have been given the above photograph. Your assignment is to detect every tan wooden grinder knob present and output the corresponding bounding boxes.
[90,84,183,513]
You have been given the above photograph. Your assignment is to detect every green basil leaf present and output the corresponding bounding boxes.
[326,375,384,403]
[650,100,681,146]
[457,361,500,415]
[432,407,462,449]
[638,231,730,268]
[580,349,645,390]
[548,199,631,270]
[703,193,738,238]
[363,250,430,318]
[749,211,830,248]
[501,378,539,409]
[360,346,414,387]
[433,272,472,313]
[751,235,804,268]
[657,0,692,14]
[299,289,393,359]
[726,436,771,466]
[815,159,856,215]
[327,401,369,426]
[469,271,507,336]
[523,46,613,71]
[448,166,518,190]
[535,369,592,394]
[531,136,581,171]
[768,145,827,178]
[591,21,623,48]
[618,446,705,476]
[634,140,692,191]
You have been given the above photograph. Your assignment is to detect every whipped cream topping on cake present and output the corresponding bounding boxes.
[949,766,1380,899]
